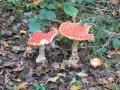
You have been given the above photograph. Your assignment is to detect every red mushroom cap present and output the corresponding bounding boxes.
[27,27,58,46]
[59,21,94,40]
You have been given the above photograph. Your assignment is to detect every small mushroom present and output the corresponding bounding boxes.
[59,21,94,66]
[27,27,58,63]
[90,58,102,68]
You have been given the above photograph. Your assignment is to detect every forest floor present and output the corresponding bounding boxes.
[0,0,120,90]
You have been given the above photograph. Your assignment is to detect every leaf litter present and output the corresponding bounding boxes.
[0,1,120,90]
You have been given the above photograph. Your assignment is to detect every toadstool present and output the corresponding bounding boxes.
[90,58,102,68]
[27,27,58,63]
[59,21,94,66]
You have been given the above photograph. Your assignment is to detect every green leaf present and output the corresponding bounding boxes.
[113,38,120,48]
[70,77,77,85]
[86,0,94,3]
[39,83,46,90]
[33,83,40,90]
[40,19,49,26]
[64,2,76,7]
[33,83,46,90]
[76,0,84,4]
[63,6,78,17]
[70,77,81,85]
[39,9,56,19]
[45,11,56,19]
[39,9,47,19]
[28,18,42,32]
[47,4,56,9]
[40,1,48,8]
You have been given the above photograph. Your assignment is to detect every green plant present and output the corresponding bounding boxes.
[33,83,46,90]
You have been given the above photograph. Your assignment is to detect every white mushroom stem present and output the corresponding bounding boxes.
[71,40,79,57]
[36,45,46,63]
[71,17,79,59]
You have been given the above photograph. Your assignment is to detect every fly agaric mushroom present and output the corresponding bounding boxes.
[59,21,94,66]
[27,27,58,63]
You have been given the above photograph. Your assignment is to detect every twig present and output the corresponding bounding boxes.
[96,32,116,53]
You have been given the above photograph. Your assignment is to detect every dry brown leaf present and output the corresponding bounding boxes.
[17,82,28,90]
[60,61,65,70]
[115,46,120,54]
[110,0,120,4]
[2,41,9,47]
[112,10,118,16]
[12,65,24,72]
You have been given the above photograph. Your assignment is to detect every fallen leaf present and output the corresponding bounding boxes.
[1,41,9,47]
[20,30,27,35]
[5,74,9,84]
[51,62,59,69]
[57,73,66,78]
[60,61,66,70]
[3,62,16,67]
[98,78,109,84]
[45,76,59,84]
[112,10,118,16]
[116,70,120,77]
[67,59,78,67]
[70,77,81,90]
[88,87,96,90]
[115,46,120,54]
[107,50,117,56]
[12,65,24,72]
[32,0,43,5]
[76,72,88,77]
[108,76,115,82]
[12,46,21,51]
[110,0,120,4]
[70,83,81,90]
[17,82,28,90]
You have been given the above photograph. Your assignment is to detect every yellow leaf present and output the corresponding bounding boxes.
[32,0,43,5]
[20,30,27,35]
[71,83,81,90]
